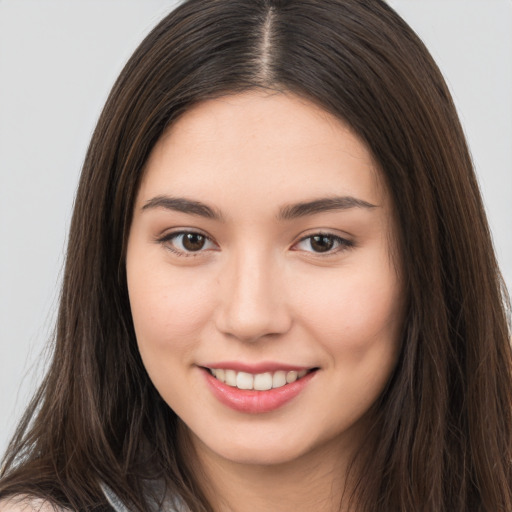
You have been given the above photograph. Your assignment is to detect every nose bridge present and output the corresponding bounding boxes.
[216,244,291,342]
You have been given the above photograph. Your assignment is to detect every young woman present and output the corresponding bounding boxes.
[1,1,511,511]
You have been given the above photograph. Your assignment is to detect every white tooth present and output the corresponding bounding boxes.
[225,369,237,387]
[215,369,225,383]
[253,372,272,391]
[236,371,254,390]
[272,371,287,389]
[286,371,298,384]
[298,369,307,379]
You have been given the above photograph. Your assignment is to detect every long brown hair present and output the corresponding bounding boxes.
[1,1,511,511]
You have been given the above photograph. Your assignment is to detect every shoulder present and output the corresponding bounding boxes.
[0,496,70,512]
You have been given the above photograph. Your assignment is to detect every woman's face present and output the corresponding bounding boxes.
[126,92,403,468]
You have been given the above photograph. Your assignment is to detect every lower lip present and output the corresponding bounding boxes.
[203,369,317,414]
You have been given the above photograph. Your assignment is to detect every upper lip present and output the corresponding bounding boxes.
[200,361,315,373]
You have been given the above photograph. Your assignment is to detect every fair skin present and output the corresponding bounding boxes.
[126,91,404,512]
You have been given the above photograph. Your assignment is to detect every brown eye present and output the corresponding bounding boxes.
[293,233,354,255]
[309,235,335,253]
[159,231,216,256]
[182,233,206,251]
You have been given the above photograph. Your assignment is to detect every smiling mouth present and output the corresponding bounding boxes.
[206,368,317,391]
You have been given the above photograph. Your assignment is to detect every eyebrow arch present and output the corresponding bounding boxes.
[142,196,224,221]
[277,196,378,220]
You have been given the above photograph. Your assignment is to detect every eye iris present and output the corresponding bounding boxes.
[310,235,334,252]
[182,233,206,251]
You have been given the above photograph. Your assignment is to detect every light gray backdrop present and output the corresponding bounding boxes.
[1,0,511,455]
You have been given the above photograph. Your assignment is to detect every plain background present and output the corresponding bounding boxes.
[1,0,511,455]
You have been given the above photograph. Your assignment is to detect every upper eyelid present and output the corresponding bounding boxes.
[293,230,353,244]
[293,233,353,250]
[157,227,212,241]
[297,232,346,242]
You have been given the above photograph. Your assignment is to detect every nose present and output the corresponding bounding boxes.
[214,249,292,343]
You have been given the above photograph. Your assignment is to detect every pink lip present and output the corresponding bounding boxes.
[202,367,317,414]
[202,361,310,373]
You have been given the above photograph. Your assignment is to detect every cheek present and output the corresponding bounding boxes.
[127,263,216,355]
[295,262,402,356]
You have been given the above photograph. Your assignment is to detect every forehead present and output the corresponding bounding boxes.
[138,91,388,212]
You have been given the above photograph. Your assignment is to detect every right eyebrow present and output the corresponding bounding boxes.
[277,196,378,220]
[141,195,224,221]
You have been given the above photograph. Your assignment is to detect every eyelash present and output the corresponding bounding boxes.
[157,230,354,257]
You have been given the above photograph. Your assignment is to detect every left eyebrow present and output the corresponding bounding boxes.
[141,196,224,221]
[277,196,378,220]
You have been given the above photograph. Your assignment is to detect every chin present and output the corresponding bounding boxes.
[226,445,305,466]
